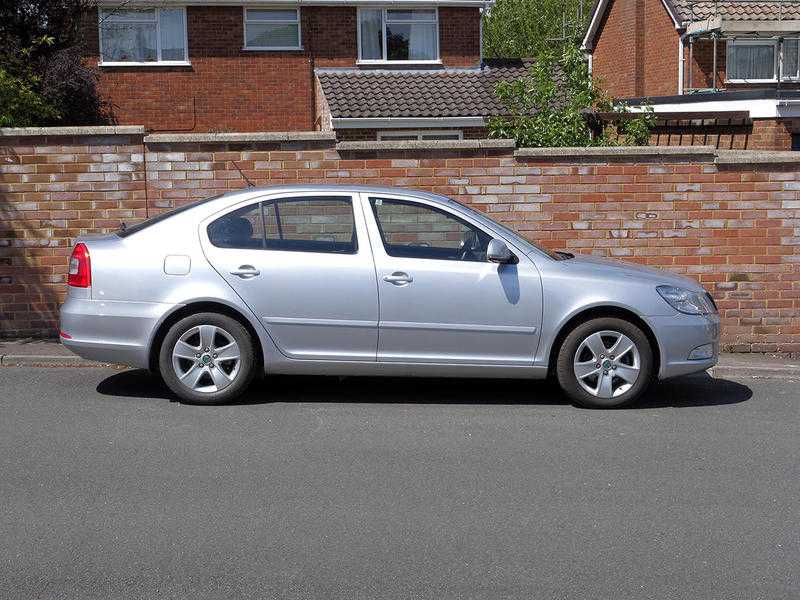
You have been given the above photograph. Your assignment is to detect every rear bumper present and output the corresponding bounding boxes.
[648,313,721,380]
[59,296,179,369]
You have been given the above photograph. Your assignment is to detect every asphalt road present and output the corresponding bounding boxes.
[1,368,797,600]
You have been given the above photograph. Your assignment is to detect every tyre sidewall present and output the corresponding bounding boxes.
[556,317,653,409]
[159,312,256,404]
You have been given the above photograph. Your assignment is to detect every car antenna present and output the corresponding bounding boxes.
[230,160,255,187]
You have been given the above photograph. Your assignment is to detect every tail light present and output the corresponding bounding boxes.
[67,243,91,288]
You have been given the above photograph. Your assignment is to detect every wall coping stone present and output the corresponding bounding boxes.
[336,139,516,151]
[144,131,336,143]
[514,145,717,158]
[715,150,800,164]
[0,126,146,137]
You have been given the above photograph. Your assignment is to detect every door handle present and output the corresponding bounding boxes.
[383,272,413,285]
[230,265,260,279]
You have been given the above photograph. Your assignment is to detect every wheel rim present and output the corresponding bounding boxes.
[573,330,641,399]
[171,325,241,394]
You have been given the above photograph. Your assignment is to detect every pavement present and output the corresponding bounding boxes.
[0,365,798,599]
[2,338,799,379]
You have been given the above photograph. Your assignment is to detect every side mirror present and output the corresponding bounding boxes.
[486,238,516,264]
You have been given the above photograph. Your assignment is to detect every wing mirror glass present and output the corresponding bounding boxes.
[486,238,516,264]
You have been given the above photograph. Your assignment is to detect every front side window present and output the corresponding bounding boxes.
[99,7,187,64]
[370,198,491,262]
[358,8,438,62]
[727,39,776,80]
[244,8,301,49]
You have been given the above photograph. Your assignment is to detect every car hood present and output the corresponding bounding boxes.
[552,253,704,291]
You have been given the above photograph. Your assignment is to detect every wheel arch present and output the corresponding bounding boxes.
[546,305,661,378]
[148,300,265,375]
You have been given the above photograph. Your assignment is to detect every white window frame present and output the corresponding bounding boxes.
[357,7,440,65]
[98,6,190,67]
[725,38,779,83]
[378,129,463,141]
[243,7,302,51]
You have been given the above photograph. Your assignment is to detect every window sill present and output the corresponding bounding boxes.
[98,61,191,68]
[724,79,779,84]
[242,46,304,52]
[356,60,442,67]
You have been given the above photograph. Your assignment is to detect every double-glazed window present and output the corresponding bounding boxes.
[208,197,357,254]
[726,38,800,81]
[244,8,302,50]
[358,8,439,62]
[378,130,463,141]
[370,198,491,262]
[99,7,187,64]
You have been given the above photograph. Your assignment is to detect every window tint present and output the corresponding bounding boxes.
[208,203,265,249]
[207,196,357,254]
[370,198,491,262]
[263,197,357,253]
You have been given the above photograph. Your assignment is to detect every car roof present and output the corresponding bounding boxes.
[216,184,452,204]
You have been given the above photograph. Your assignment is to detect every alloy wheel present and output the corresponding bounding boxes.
[171,325,241,393]
[573,330,641,399]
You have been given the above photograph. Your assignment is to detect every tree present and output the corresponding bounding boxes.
[0,0,111,127]
[482,0,594,59]
[487,45,655,148]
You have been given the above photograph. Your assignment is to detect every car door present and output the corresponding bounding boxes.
[361,193,543,365]
[201,192,378,361]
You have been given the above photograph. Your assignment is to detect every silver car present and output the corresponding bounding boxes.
[60,185,719,408]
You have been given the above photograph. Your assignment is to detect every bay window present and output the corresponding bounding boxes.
[244,8,302,50]
[358,8,439,63]
[99,7,187,65]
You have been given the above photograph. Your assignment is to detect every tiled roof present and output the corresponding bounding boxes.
[317,59,548,120]
[672,0,800,22]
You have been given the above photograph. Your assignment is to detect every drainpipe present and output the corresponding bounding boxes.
[678,31,689,94]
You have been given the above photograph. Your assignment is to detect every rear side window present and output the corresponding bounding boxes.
[118,194,224,238]
[207,196,357,254]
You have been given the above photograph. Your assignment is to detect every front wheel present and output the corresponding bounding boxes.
[556,317,654,408]
[159,312,256,404]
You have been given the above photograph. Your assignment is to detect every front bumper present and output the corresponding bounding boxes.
[648,312,721,380]
[59,296,179,369]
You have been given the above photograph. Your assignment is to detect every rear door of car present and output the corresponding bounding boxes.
[200,191,378,361]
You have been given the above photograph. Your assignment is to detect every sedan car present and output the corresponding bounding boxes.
[60,185,719,408]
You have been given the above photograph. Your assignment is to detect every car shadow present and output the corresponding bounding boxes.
[96,370,752,409]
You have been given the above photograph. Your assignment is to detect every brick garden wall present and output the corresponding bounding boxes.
[1,129,799,353]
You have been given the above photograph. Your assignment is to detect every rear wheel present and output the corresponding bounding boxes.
[159,312,256,404]
[556,317,653,408]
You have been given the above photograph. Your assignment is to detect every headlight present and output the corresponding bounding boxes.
[656,285,717,315]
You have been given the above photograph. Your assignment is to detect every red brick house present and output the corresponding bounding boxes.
[83,1,524,140]
[582,0,800,150]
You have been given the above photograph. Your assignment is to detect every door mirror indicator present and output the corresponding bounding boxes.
[486,239,516,264]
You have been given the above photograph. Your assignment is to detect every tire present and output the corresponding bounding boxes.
[555,317,653,409]
[158,312,256,404]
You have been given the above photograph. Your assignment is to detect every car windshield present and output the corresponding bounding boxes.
[117,194,226,238]
[446,198,562,260]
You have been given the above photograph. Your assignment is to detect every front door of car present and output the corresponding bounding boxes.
[201,193,378,361]
[361,194,543,365]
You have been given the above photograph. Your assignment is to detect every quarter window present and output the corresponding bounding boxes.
[370,198,491,262]
[358,8,439,62]
[244,8,301,49]
[99,7,187,64]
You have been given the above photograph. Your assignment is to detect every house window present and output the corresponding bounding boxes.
[358,8,439,63]
[244,8,301,50]
[727,39,777,81]
[783,38,800,79]
[378,130,463,141]
[99,7,187,65]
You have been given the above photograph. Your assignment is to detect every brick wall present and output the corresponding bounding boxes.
[2,131,799,352]
[83,6,481,132]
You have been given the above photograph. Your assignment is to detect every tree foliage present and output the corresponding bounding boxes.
[0,0,111,127]
[487,46,656,148]
[482,0,593,59]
